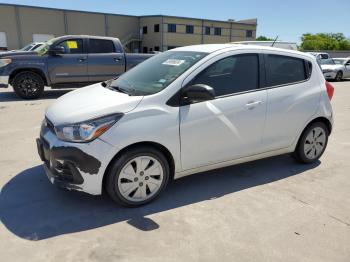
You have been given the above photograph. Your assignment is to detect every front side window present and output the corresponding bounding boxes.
[89,39,115,53]
[266,55,307,87]
[190,54,259,97]
[109,51,207,96]
[56,39,83,54]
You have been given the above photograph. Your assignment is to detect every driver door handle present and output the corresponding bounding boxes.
[78,57,86,63]
[245,101,263,109]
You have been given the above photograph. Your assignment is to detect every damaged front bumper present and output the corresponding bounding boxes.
[36,122,116,195]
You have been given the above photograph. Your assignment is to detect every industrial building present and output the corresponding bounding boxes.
[0,3,257,52]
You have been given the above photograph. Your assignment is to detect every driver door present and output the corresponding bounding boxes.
[179,53,267,170]
[47,38,89,85]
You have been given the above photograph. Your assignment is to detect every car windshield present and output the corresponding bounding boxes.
[35,39,56,56]
[333,59,346,65]
[109,51,208,96]
[20,43,35,51]
[320,59,335,65]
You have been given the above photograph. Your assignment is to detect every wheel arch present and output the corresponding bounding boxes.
[9,68,48,86]
[102,141,176,191]
[306,117,332,135]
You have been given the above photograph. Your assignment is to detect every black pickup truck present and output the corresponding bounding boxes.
[0,35,153,99]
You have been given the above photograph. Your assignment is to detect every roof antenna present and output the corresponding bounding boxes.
[271,35,279,47]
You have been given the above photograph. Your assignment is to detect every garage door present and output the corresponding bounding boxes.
[32,34,54,42]
[0,32,7,48]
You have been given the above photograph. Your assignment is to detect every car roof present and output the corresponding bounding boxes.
[173,44,314,59]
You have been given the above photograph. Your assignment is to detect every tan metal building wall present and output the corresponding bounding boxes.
[0,3,257,52]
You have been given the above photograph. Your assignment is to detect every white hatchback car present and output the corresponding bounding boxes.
[37,44,334,206]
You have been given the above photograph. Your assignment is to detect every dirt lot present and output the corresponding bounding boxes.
[0,82,350,262]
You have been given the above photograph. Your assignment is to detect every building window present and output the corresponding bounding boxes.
[168,24,177,33]
[143,26,148,34]
[0,32,7,50]
[186,25,194,34]
[143,46,148,53]
[154,24,160,33]
[246,30,253,38]
[214,27,221,36]
[154,46,160,51]
[204,26,211,35]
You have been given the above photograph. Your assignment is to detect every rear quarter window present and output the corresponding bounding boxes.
[266,54,308,87]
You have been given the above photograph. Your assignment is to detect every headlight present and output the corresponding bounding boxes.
[55,114,123,143]
[0,58,12,68]
[323,69,334,73]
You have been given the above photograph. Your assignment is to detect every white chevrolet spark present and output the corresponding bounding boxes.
[37,44,334,206]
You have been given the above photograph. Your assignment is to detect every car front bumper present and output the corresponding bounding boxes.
[37,121,116,195]
[323,72,337,80]
[0,75,9,87]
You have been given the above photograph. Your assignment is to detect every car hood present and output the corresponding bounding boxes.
[321,64,344,70]
[46,83,143,125]
[0,51,37,57]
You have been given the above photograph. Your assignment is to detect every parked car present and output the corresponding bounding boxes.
[307,52,330,60]
[0,35,153,99]
[320,58,349,81]
[233,41,298,50]
[18,42,45,52]
[37,44,334,206]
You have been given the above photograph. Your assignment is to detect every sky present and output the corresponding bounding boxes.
[0,0,349,43]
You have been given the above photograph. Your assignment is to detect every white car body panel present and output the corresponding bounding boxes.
[39,44,333,195]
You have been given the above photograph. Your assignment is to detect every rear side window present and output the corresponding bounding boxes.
[191,54,259,97]
[89,39,115,53]
[266,55,307,87]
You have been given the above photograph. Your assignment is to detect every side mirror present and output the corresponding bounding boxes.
[48,45,65,55]
[181,84,215,105]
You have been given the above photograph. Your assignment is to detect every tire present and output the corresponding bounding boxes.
[293,122,329,164]
[335,71,343,82]
[106,146,170,207]
[12,71,45,99]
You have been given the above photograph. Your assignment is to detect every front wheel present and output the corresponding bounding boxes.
[12,71,45,99]
[106,147,170,206]
[335,71,343,82]
[293,122,329,164]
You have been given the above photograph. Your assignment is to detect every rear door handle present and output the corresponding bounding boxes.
[245,101,263,109]
[114,57,122,62]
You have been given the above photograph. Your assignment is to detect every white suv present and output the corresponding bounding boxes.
[37,44,334,206]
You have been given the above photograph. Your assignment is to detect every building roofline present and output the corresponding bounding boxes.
[140,15,257,26]
[0,3,257,26]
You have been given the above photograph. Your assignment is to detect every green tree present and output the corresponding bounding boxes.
[256,36,274,41]
[300,33,350,50]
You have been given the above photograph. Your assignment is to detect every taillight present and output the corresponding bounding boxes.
[325,81,334,100]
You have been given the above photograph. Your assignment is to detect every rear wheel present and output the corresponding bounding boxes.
[106,146,170,206]
[335,71,343,82]
[293,122,329,164]
[12,71,45,99]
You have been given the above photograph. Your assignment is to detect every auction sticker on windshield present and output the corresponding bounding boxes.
[162,59,186,66]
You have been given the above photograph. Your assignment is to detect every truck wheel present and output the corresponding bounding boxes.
[12,71,45,99]
[106,146,170,207]
[293,122,329,164]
